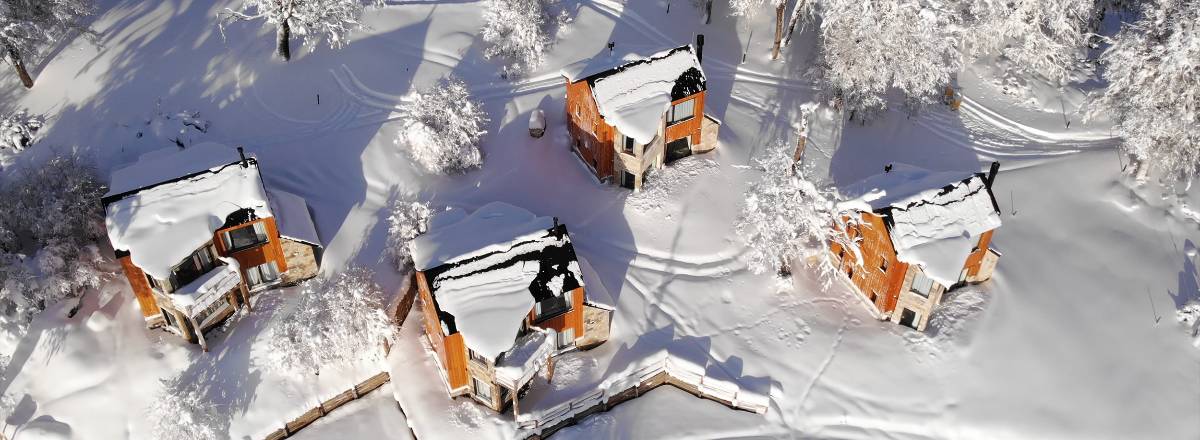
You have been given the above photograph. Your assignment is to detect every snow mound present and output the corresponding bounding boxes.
[626,156,720,212]
[585,46,705,145]
[104,143,271,279]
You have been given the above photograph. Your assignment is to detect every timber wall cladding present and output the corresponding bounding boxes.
[118,256,159,318]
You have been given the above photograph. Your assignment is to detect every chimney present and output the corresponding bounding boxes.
[986,161,1000,187]
[696,34,705,64]
[237,146,248,168]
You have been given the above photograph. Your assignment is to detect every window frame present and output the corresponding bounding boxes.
[667,99,696,125]
[221,222,269,253]
[533,290,574,323]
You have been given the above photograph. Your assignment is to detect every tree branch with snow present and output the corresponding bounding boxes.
[396,76,489,174]
[219,0,380,61]
[0,0,94,88]
[736,142,858,281]
[265,267,395,378]
[480,0,567,76]
[385,192,432,271]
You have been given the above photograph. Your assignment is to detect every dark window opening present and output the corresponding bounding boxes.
[534,290,573,322]
[222,222,268,252]
[623,135,637,155]
[620,171,636,189]
[668,99,695,125]
[879,258,888,272]
[899,308,918,329]
[165,246,218,292]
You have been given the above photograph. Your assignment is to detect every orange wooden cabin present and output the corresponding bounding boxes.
[103,143,321,349]
[411,202,611,414]
[831,163,1002,331]
[562,42,720,190]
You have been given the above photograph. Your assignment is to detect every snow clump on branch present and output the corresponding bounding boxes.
[386,192,432,270]
[397,76,489,174]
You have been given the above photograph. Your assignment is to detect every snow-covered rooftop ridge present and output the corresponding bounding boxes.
[104,143,272,280]
[582,45,706,145]
[106,142,249,196]
[411,202,557,271]
[267,188,321,246]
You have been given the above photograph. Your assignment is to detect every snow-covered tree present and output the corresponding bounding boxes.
[266,267,395,377]
[0,152,110,336]
[219,0,380,61]
[813,0,960,117]
[385,192,431,271]
[956,0,1095,83]
[0,109,44,151]
[396,76,489,174]
[727,0,792,59]
[736,141,857,279]
[1089,0,1200,183]
[145,377,224,440]
[0,0,94,88]
[481,0,561,75]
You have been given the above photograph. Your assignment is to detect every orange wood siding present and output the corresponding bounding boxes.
[416,271,469,391]
[118,256,160,318]
[831,212,908,314]
[526,287,586,339]
[663,91,706,146]
[963,229,995,278]
[214,217,289,281]
[565,79,615,180]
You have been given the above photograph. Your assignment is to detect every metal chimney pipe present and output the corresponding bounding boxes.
[696,34,705,64]
[237,146,248,168]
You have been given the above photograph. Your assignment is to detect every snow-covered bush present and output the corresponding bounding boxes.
[957,0,1094,83]
[1178,300,1200,347]
[814,0,959,116]
[385,192,432,270]
[146,377,224,440]
[220,0,380,61]
[0,0,94,87]
[480,0,566,75]
[736,142,856,279]
[0,152,110,336]
[397,77,489,174]
[1090,0,1200,183]
[0,110,44,151]
[266,267,395,377]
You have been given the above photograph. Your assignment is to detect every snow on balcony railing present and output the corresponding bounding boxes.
[495,328,556,391]
[170,264,240,317]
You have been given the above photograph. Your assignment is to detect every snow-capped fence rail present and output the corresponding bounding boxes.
[262,371,393,440]
[515,354,769,439]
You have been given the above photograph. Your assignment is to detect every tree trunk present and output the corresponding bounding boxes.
[277,20,292,61]
[5,45,34,89]
[784,0,807,46]
[772,2,786,60]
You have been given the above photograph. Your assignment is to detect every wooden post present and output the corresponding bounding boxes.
[546,354,555,383]
[191,314,209,352]
[771,2,786,60]
[240,284,252,312]
[512,386,520,418]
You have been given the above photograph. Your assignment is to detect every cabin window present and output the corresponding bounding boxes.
[558,327,576,348]
[899,308,919,329]
[910,271,934,297]
[245,261,280,287]
[468,348,490,364]
[534,290,573,322]
[222,222,269,252]
[668,99,695,125]
[620,171,636,190]
[160,308,177,329]
[163,245,219,292]
[879,258,888,272]
[472,377,493,401]
[622,135,638,155]
[868,291,878,303]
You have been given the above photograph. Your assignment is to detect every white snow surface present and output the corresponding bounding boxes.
[104,143,272,280]
[412,202,555,271]
[888,174,1000,252]
[434,260,540,360]
[586,46,703,145]
[105,142,246,196]
[898,234,976,286]
[267,188,322,246]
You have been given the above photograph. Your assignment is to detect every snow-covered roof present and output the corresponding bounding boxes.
[414,202,584,360]
[565,45,706,145]
[495,328,556,390]
[267,188,321,247]
[170,263,240,311]
[104,143,272,280]
[842,164,1001,286]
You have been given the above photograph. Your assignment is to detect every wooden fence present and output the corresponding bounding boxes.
[516,355,770,439]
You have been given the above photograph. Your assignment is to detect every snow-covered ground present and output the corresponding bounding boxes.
[1,0,1198,439]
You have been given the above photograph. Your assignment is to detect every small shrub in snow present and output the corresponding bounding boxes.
[480,0,565,75]
[385,192,432,270]
[1090,0,1200,184]
[1178,300,1200,347]
[123,104,210,149]
[736,142,857,280]
[146,376,224,440]
[397,77,489,174]
[0,110,44,151]
[266,267,395,377]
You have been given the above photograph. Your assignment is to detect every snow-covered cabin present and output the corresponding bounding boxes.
[562,42,720,190]
[831,163,1002,331]
[102,142,322,349]
[411,202,612,414]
